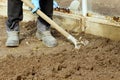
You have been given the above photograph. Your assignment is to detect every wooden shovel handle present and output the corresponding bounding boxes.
[21,0,70,38]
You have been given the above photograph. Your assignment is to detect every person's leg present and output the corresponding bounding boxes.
[6,0,23,31]
[6,0,23,47]
[36,0,57,47]
[37,0,53,31]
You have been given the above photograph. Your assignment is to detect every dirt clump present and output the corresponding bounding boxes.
[0,0,120,79]
[0,27,120,80]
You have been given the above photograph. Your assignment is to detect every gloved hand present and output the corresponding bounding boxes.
[31,0,40,13]
[53,0,59,8]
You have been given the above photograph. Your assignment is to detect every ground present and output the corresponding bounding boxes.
[0,0,120,80]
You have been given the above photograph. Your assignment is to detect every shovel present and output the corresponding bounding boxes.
[21,0,82,49]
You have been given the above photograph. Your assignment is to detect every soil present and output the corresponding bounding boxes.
[0,0,120,80]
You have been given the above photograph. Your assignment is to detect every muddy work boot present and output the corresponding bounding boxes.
[6,31,19,47]
[36,30,57,47]
[36,20,57,47]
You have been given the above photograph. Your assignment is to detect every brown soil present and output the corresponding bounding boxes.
[0,16,120,80]
[0,0,120,80]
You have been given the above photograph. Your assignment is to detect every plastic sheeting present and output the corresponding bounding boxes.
[56,0,120,17]
[88,0,120,16]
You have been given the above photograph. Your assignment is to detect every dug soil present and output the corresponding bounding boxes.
[0,16,120,80]
[0,0,120,79]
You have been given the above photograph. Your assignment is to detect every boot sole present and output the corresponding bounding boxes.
[6,43,19,47]
[36,32,42,40]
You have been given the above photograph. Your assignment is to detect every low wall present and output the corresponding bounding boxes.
[86,17,120,40]
[53,12,120,41]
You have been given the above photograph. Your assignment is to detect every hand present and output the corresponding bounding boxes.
[31,0,40,13]
[53,0,59,8]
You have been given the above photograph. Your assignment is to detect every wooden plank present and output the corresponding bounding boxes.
[54,11,120,40]
[86,17,120,27]
[85,20,120,41]
[53,11,82,35]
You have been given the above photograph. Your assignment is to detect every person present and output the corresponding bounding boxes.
[6,0,58,47]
